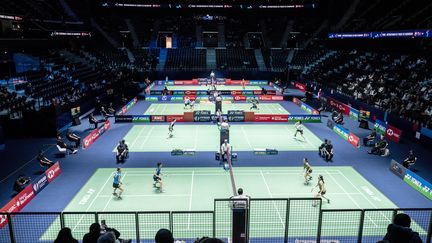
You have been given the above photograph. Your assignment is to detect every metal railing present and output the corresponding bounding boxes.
[1,199,431,243]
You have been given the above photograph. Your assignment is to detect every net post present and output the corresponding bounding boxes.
[95,212,99,226]
[212,210,216,238]
[60,212,65,229]
[357,210,365,243]
[316,199,323,242]
[135,212,140,243]
[427,209,432,243]
[284,199,289,243]
[7,213,16,243]
[169,211,173,232]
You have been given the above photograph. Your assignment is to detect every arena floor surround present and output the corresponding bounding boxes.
[117,124,321,152]
[152,85,266,91]
[143,103,289,115]
[38,167,427,242]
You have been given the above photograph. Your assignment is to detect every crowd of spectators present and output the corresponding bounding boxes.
[304,50,432,128]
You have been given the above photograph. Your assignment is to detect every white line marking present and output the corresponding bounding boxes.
[97,194,190,197]
[72,173,113,232]
[188,171,195,229]
[260,170,285,228]
[130,126,147,149]
[325,171,378,227]
[139,126,155,148]
[241,126,253,149]
[336,170,392,223]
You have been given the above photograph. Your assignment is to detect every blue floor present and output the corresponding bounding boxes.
[0,100,431,213]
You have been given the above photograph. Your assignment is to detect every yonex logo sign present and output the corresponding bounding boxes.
[162,96,167,101]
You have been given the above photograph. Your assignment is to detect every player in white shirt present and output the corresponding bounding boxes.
[168,119,176,138]
[294,121,305,140]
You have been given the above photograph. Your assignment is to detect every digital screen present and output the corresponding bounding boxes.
[71,107,81,118]
[329,30,431,39]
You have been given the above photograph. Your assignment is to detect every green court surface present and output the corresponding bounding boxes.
[144,103,289,115]
[119,124,321,152]
[166,85,262,91]
[40,167,427,241]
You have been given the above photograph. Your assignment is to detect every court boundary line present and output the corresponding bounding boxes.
[71,172,113,232]
[325,171,378,228]
[260,170,285,228]
[336,170,393,224]
[188,171,195,229]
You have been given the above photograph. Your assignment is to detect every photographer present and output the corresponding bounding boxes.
[13,175,31,193]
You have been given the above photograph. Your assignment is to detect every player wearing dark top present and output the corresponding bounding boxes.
[403,150,417,169]
[57,136,77,154]
[37,150,54,168]
[13,175,31,193]
[324,140,333,162]
[89,113,98,129]
[153,162,164,192]
[66,131,81,148]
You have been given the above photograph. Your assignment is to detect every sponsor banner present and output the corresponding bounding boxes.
[184,90,196,95]
[117,97,138,115]
[233,95,246,101]
[228,116,245,122]
[266,90,276,95]
[249,80,268,85]
[385,125,402,143]
[288,115,321,123]
[151,115,166,122]
[333,124,349,141]
[242,91,254,95]
[294,82,306,92]
[255,114,289,122]
[300,102,319,115]
[183,95,196,101]
[228,110,244,116]
[150,90,163,95]
[420,127,432,139]
[194,116,211,122]
[327,97,350,115]
[132,115,151,123]
[83,120,110,149]
[253,90,263,95]
[374,119,387,135]
[231,90,243,95]
[389,160,407,179]
[404,170,432,200]
[293,97,301,105]
[229,80,250,85]
[159,95,172,101]
[194,110,212,116]
[145,96,159,102]
[166,115,184,122]
[349,107,360,121]
[45,162,61,183]
[348,132,360,148]
[32,174,49,195]
[258,95,283,101]
[171,96,185,101]
[174,80,195,85]
[115,115,133,123]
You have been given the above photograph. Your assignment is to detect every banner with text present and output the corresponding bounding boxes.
[83,120,110,149]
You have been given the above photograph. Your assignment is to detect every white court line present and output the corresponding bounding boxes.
[97,194,190,197]
[125,172,344,176]
[272,192,362,196]
[72,173,113,232]
[241,126,254,150]
[284,126,306,149]
[260,170,285,228]
[336,170,392,223]
[139,126,155,148]
[194,126,198,150]
[188,171,195,230]
[102,172,128,211]
[325,170,378,228]
[130,126,147,149]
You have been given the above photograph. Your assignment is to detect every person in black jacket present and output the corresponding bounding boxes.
[37,150,55,168]
[57,136,77,154]
[89,113,99,129]
[66,131,81,148]
[54,227,78,243]
[383,213,423,243]
[13,175,31,193]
